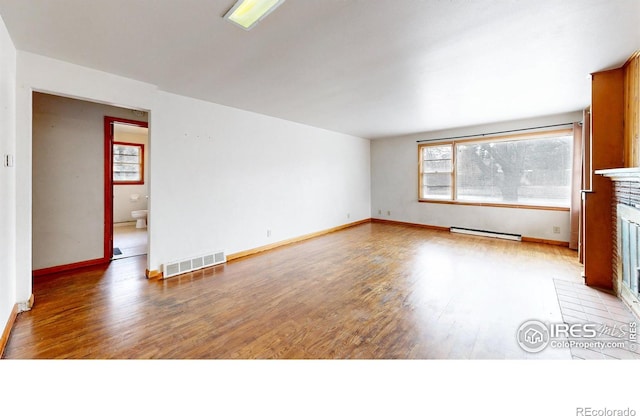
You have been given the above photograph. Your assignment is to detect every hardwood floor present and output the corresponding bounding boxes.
[4,222,587,359]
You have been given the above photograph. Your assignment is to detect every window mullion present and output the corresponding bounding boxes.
[451,142,457,201]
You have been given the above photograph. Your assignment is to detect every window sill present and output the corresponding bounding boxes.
[418,199,570,211]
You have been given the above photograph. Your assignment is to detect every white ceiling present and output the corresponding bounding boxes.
[0,0,638,139]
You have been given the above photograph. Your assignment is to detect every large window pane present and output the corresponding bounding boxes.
[421,144,452,200]
[456,135,572,206]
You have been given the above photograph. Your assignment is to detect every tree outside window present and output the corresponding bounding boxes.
[419,131,572,208]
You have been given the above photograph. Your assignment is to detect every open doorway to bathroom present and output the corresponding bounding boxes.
[104,117,149,260]
[32,93,149,277]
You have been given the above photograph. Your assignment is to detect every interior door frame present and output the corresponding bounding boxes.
[104,116,149,260]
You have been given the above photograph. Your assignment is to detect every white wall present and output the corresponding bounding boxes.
[371,112,583,242]
[15,52,158,302]
[113,128,149,223]
[150,91,371,270]
[31,93,148,270]
[0,15,17,329]
[14,52,370,299]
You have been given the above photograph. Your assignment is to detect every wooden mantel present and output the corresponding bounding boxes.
[583,68,625,289]
[596,167,640,182]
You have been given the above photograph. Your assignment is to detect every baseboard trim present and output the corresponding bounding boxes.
[521,236,570,247]
[33,258,109,277]
[1,304,19,358]
[18,294,35,312]
[145,268,163,280]
[371,218,450,232]
[227,219,372,262]
[372,218,570,246]
[151,217,568,274]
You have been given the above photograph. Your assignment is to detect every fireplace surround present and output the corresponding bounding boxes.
[597,168,640,318]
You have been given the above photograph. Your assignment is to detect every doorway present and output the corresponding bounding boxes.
[104,117,149,260]
[32,93,149,276]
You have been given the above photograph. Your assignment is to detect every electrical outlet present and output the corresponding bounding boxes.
[347,213,350,219]
[553,226,561,234]
[378,209,382,215]
[267,229,272,237]
[387,210,391,216]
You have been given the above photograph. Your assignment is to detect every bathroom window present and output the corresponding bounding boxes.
[113,142,144,184]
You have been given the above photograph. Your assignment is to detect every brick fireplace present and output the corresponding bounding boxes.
[598,168,640,318]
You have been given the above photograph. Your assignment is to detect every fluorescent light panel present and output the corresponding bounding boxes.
[224,0,285,31]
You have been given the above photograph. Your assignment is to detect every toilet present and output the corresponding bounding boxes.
[131,210,148,228]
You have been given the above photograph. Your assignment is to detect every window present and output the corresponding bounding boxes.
[113,142,144,184]
[419,130,573,208]
[420,144,453,200]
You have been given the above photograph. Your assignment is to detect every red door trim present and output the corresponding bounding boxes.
[104,117,149,260]
[32,258,108,277]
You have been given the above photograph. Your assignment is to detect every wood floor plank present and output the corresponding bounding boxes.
[3,222,585,359]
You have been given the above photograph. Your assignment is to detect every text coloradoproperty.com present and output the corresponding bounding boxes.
[551,340,630,350]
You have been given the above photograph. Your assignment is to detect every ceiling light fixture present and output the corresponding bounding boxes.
[223,0,285,31]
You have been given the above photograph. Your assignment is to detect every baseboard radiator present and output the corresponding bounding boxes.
[450,226,522,241]
[162,250,226,279]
